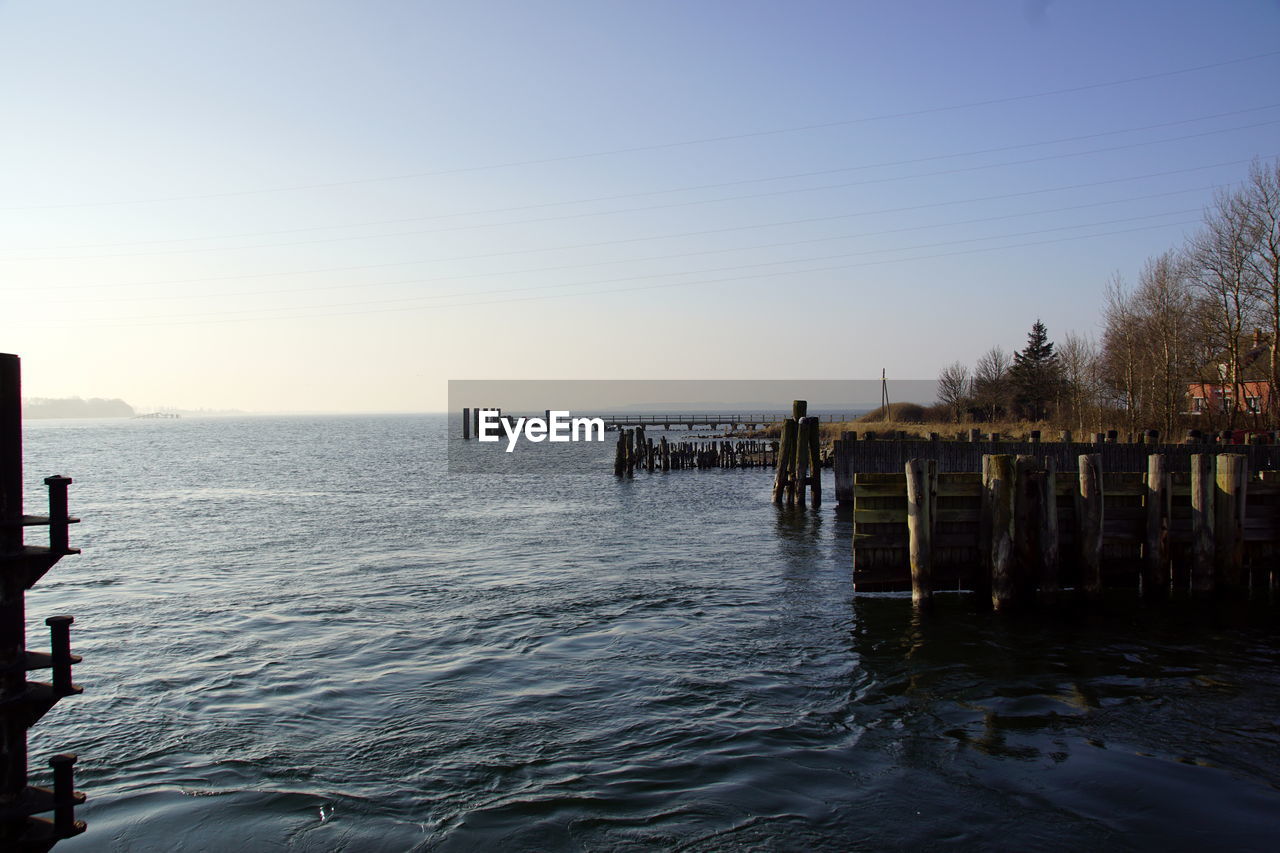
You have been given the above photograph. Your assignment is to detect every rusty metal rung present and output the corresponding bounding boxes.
[0,786,86,823]
[22,651,83,671]
[0,515,80,528]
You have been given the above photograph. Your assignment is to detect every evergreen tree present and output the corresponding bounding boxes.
[1010,320,1062,420]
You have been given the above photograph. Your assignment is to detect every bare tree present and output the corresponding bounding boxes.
[1135,251,1196,433]
[936,361,971,422]
[1243,157,1280,427]
[1058,331,1101,433]
[1187,189,1263,428]
[971,346,1011,422]
[1101,273,1141,430]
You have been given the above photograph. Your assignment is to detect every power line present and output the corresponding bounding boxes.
[45,209,1203,325]
[46,184,1226,305]
[6,156,1261,292]
[13,102,1278,253]
[24,218,1202,329]
[10,118,1276,263]
[3,49,1276,211]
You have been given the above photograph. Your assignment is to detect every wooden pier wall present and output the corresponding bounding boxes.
[852,453,1279,598]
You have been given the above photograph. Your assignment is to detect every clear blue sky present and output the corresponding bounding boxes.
[2,1,1278,411]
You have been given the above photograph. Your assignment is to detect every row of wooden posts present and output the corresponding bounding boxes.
[613,425,778,475]
[889,451,1267,608]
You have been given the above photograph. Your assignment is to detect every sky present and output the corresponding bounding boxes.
[2,1,1279,413]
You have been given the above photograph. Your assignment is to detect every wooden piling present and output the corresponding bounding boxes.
[772,418,797,505]
[1214,454,1248,588]
[805,416,821,507]
[905,458,936,607]
[614,431,626,477]
[1013,455,1039,605]
[794,417,811,508]
[1143,454,1170,598]
[1040,457,1059,596]
[1077,453,1103,599]
[985,455,1015,609]
[462,407,471,440]
[1190,453,1215,592]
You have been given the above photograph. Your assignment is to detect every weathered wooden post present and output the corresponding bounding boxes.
[805,416,821,508]
[985,455,1016,609]
[906,458,936,607]
[1013,455,1040,605]
[1190,453,1216,592]
[1143,454,1170,598]
[794,417,811,508]
[1077,453,1104,598]
[1040,457,1060,597]
[462,407,471,440]
[969,428,981,442]
[635,426,646,475]
[792,400,807,420]
[614,431,626,477]
[646,438,656,472]
[772,419,797,505]
[1214,454,1248,588]
[659,436,670,471]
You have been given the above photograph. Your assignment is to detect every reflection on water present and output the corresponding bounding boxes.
[16,415,1280,851]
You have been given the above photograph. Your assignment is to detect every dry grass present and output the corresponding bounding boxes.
[740,420,1059,441]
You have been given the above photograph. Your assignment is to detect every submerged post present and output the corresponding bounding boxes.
[906,458,936,607]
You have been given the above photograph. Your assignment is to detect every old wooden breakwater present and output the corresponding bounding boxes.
[1,354,86,851]
[831,429,1280,501]
[856,451,1278,608]
[612,424,777,475]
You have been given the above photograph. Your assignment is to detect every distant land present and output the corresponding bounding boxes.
[23,396,135,419]
[22,398,251,418]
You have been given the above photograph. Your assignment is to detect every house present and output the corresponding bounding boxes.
[1187,330,1274,416]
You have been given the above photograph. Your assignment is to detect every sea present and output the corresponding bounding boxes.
[17,414,1280,851]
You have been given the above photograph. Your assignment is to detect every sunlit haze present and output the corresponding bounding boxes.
[3,1,1279,412]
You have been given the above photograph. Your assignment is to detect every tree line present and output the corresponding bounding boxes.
[936,157,1280,435]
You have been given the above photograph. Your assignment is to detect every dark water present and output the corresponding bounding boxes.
[19,415,1280,851]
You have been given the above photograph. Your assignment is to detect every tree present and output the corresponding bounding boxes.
[1242,157,1280,427]
[970,346,1011,422]
[1058,331,1102,433]
[1009,320,1062,421]
[1187,189,1263,428]
[936,361,971,423]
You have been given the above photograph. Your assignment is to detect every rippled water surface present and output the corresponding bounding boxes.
[19,415,1280,851]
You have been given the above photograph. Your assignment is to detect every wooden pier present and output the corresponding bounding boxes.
[459,406,859,438]
[853,452,1278,605]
